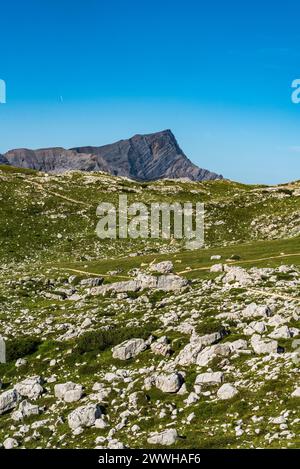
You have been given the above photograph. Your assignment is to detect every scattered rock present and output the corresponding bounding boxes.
[155,372,184,393]
[3,437,18,449]
[217,383,238,400]
[149,261,173,274]
[195,371,224,386]
[11,400,40,421]
[112,338,147,360]
[68,404,102,430]
[0,389,21,415]
[250,334,278,354]
[147,428,178,446]
[54,382,83,402]
[14,376,44,400]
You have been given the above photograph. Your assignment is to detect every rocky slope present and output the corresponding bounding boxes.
[0,166,299,449]
[0,258,299,449]
[2,130,222,181]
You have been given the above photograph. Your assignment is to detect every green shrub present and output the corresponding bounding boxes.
[6,336,41,362]
[77,323,157,354]
[195,319,226,336]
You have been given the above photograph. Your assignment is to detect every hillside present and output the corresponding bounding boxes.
[0,166,299,449]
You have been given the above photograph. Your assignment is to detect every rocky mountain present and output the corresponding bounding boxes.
[2,130,222,181]
[0,153,9,165]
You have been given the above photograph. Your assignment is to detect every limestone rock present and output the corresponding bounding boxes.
[0,389,21,415]
[251,334,278,354]
[14,376,44,400]
[155,372,184,393]
[291,387,300,397]
[11,400,40,421]
[242,303,272,319]
[195,371,224,386]
[3,437,18,449]
[210,264,224,273]
[149,261,173,274]
[54,382,83,402]
[80,277,103,287]
[112,338,147,360]
[217,383,238,400]
[156,274,188,291]
[68,404,102,430]
[269,325,296,339]
[0,336,5,364]
[147,428,178,446]
[150,336,172,356]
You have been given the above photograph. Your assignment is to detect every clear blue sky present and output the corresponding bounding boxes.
[1,0,300,183]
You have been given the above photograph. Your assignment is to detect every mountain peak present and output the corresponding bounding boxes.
[2,130,222,181]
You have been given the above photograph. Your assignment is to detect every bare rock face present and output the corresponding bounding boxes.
[2,130,222,181]
[0,154,9,165]
[3,148,110,174]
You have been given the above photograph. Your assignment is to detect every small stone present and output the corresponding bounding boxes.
[15,358,27,368]
[3,437,18,449]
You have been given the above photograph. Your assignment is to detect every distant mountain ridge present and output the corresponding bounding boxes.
[0,130,222,181]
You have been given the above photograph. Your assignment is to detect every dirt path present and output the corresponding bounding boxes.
[28,180,90,207]
[178,252,300,274]
[246,287,300,303]
[56,267,130,279]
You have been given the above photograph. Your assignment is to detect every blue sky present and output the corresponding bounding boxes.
[1,0,300,183]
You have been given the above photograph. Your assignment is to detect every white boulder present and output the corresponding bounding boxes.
[54,382,83,402]
[250,334,278,354]
[112,338,147,360]
[14,376,44,400]
[195,372,224,386]
[147,428,178,446]
[0,389,21,415]
[68,403,102,430]
[217,383,238,400]
[149,261,173,274]
[11,400,40,421]
[155,372,184,393]
[3,437,18,449]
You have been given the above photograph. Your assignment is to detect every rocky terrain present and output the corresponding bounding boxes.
[0,164,299,449]
[0,130,222,181]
